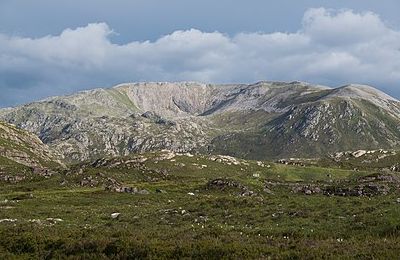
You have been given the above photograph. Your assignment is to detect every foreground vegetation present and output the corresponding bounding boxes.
[0,151,399,259]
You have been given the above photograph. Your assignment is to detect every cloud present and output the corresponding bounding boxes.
[1,8,400,107]
[302,8,390,45]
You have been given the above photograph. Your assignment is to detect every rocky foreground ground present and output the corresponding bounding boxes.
[0,150,399,258]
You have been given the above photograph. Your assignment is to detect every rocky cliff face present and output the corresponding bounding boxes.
[1,81,399,162]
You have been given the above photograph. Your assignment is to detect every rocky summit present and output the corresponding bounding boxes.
[0,81,399,163]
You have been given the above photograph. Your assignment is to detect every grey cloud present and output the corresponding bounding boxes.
[1,8,400,107]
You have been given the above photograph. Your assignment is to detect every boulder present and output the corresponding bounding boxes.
[207,178,256,196]
[111,213,121,219]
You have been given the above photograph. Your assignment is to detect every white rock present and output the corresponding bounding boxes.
[352,150,367,158]
[46,218,63,222]
[0,218,17,223]
[111,213,121,219]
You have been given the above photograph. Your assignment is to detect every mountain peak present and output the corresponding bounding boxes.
[331,84,398,101]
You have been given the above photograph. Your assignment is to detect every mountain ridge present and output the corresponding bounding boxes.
[0,81,399,163]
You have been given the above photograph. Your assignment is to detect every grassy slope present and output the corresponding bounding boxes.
[0,122,61,170]
[0,156,32,177]
[0,152,399,258]
[319,150,400,171]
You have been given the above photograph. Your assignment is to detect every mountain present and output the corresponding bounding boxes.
[0,81,399,163]
[0,121,63,176]
[210,84,400,159]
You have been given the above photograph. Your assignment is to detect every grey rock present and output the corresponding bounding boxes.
[138,189,150,195]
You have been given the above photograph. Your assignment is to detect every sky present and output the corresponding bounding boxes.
[0,0,400,107]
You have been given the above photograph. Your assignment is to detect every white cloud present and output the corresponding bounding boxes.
[302,8,389,45]
[1,8,400,106]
